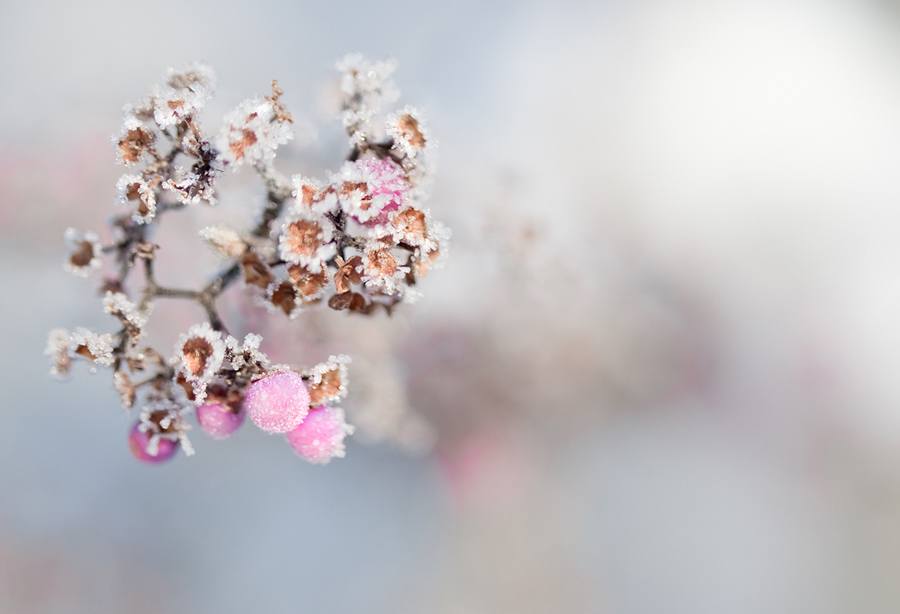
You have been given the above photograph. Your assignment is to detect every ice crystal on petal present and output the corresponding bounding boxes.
[103,292,149,334]
[386,105,432,160]
[69,327,115,372]
[115,174,158,224]
[174,322,226,404]
[278,209,336,273]
[114,114,156,165]
[217,97,292,168]
[63,228,102,277]
[226,332,269,370]
[304,354,350,406]
[152,62,215,128]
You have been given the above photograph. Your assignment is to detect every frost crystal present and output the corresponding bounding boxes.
[336,53,399,146]
[103,292,149,334]
[216,97,292,167]
[152,62,216,128]
[69,327,116,372]
[386,105,432,160]
[116,174,158,224]
[304,355,351,406]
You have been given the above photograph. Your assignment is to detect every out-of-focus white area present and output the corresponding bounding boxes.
[4,0,900,612]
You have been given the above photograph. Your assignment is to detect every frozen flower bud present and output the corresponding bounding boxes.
[285,406,354,464]
[175,323,226,404]
[244,370,310,434]
[277,210,336,274]
[217,96,292,168]
[128,420,178,464]
[199,226,247,258]
[336,53,399,145]
[115,174,157,224]
[387,106,433,164]
[115,115,156,165]
[390,206,428,246]
[45,328,72,378]
[63,228,102,277]
[69,327,116,372]
[304,355,350,406]
[152,62,216,128]
[196,402,245,440]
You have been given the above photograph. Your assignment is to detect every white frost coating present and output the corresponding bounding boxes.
[336,53,399,146]
[152,62,216,128]
[226,332,269,370]
[63,228,103,278]
[115,174,157,223]
[385,105,434,160]
[69,327,116,371]
[277,208,336,274]
[174,322,227,404]
[103,292,149,333]
[216,97,292,168]
[304,354,351,404]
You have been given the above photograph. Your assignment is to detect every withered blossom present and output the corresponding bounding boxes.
[288,264,329,299]
[115,174,158,223]
[175,322,227,404]
[333,255,364,294]
[304,355,351,406]
[63,228,102,277]
[278,210,336,274]
[216,96,292,167]
[69,327,116,372]
[137,401,194,457]
[115,115,156,165]
[386,106,430,159]
[241,251,275,289]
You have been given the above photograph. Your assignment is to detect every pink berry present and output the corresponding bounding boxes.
[196,402,245,440]
[285,406,351,464]
[244,371,310,434]
[128,421,178,464]
[354,158,408,226]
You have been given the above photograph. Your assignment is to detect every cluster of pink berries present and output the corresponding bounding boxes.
[44,56,448,465]
[129,370,352,464]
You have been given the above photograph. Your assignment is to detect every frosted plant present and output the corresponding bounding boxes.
[45,57,449,464]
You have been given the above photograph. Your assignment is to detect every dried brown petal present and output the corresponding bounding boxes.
[69,241,95,268]
[242,252,275,289]
[396,114,425,149]
[270,280,298,316]
[182,337,214,378]
[230,128,258,161]
[114,371,136,409]
[308,367,343,406]
[118,127,155,164]
[328,292,354,311]
[282,219,323,258]
[287,265,328,298]
[392,208,427,243]
[366,248,397,278]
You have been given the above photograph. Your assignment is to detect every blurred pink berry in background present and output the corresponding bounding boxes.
[196,402,245,440]
[285,405,352,464]
[127,421,177,464]
[244,371,310,433]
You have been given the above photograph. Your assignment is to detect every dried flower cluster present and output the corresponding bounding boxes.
[45,56,449,464]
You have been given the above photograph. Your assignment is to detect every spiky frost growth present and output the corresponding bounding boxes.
[45,328,72,379]
[304,355,351,406]
[336,53,399,146]
[277,208,336,273]
[152,62,215,128]
[217,97,292,167]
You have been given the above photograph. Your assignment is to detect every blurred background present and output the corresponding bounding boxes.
[4,0,900,611]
